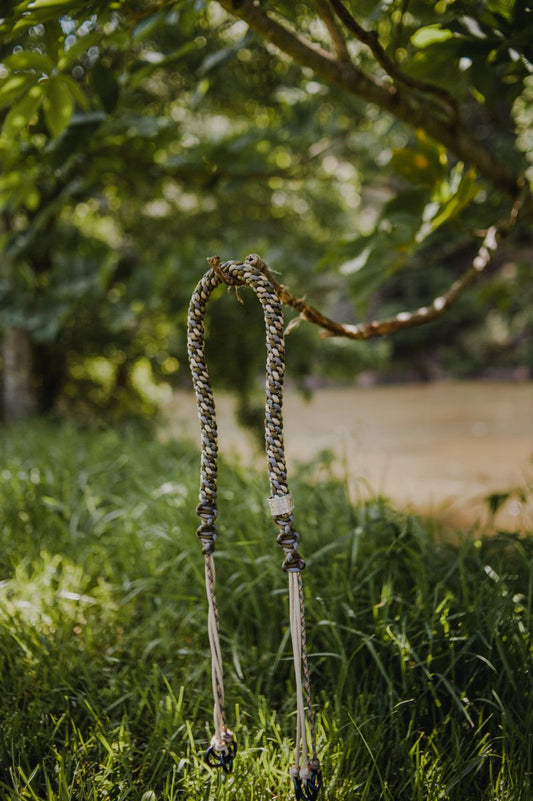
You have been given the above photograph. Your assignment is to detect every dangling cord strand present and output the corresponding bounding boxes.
[187,263,235,772]
[187,256,321,797]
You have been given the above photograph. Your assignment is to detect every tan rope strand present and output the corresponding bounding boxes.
[205,555,226,735]
[290,572,309,772]
[298,572,319,763]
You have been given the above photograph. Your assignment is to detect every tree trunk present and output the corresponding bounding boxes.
[2,326,38,422]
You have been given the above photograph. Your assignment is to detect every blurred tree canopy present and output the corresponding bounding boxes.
[0,0,532,421]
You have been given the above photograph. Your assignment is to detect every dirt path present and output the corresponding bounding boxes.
[165,381,533,531]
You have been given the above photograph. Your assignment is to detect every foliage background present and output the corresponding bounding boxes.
[1,5,533,798]
[0,0,532,421]
[0,423,531,799]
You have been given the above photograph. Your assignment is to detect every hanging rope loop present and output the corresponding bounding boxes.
[187,255,320,797]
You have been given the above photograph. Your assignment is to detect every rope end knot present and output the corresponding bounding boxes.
[205,731,237,773]
[291,759,322,800]
[245,253,267,272]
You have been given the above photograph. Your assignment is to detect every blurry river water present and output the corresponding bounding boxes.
[165,381,533,531]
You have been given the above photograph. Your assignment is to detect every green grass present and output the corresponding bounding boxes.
[0,421,531,800]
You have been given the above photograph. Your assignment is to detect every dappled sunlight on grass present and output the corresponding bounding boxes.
[0,422,531,799]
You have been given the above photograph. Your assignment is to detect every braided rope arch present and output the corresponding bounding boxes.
[187,255,321,799]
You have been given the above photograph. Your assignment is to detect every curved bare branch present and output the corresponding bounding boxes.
[244,193,525,341]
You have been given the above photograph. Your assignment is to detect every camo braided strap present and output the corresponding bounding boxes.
[187,257,320,796]
[187,258,305,572]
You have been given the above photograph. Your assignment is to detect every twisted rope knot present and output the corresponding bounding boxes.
[276,520,305,572]
[196,523,217,554]
[196,501,217,553]
[283,552,306,572]
[196,501,217,521]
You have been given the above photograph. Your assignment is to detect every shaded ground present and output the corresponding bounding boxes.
[166,381,533,531]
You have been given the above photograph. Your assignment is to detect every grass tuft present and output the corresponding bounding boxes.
[0,422,531,799]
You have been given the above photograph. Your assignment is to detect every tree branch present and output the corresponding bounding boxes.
[243,193,525,341]
[326,0,458,119]
[216,0,525,202]
[315,0,351,63]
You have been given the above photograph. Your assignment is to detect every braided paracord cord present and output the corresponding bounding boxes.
[187,255,321,799]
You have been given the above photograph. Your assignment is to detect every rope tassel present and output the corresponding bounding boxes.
[187,255,321,796]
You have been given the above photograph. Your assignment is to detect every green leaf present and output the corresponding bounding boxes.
[1,84,43,141]
[9,0,88,34]
[0,169,40,212]
[429,167,479,231]
[22,184,41,211]
[42,77,75,138]
[0,74,35,110]
[414,166,479,244]
[3,50,54,73]
[58,75,89,110]
[411,25,454,48]
[43,18,62,63]
[488,0,515,21]
[19,0,77,8]
[346,240,394,310]
[389,136,447,188]
[128,41,199,89]
[402,39,465,93]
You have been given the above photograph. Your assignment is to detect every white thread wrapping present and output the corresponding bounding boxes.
[268,493,294,517]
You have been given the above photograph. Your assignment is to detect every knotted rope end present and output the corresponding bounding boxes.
[291,759,322,800]
[205,730,237,773]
